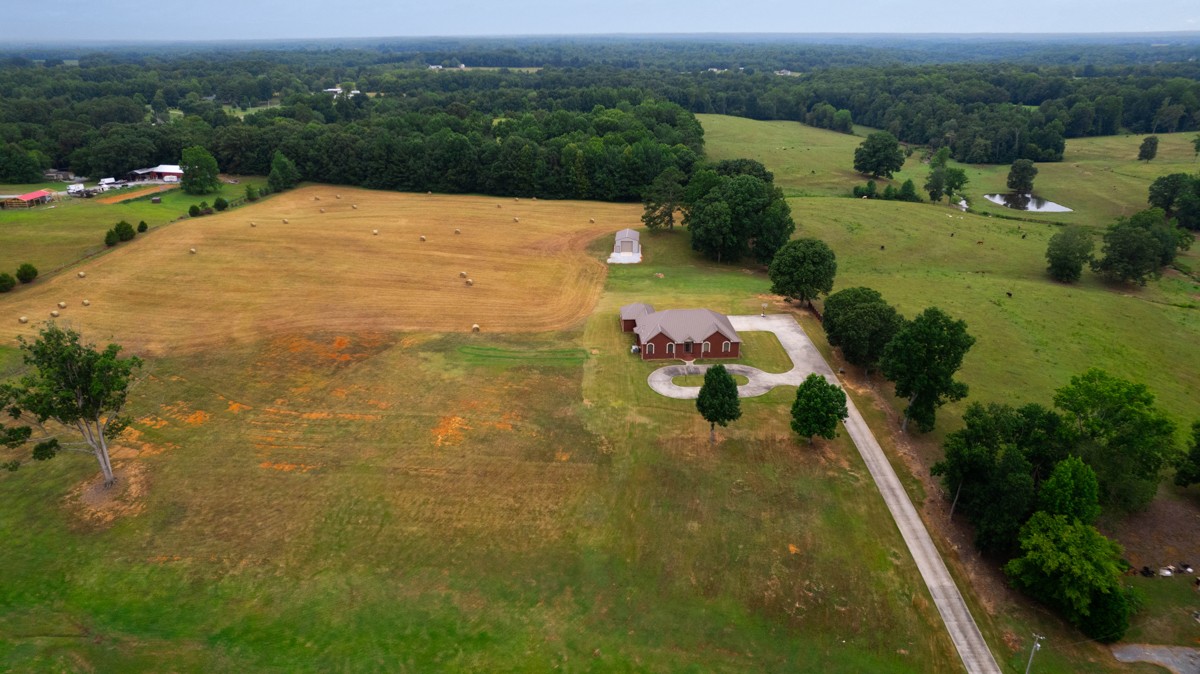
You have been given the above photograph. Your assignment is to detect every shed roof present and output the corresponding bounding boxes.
[152,164,182,174]
[619,302,655,320]
[15,189,53,202]
[615,228,639,241]
[634,308,740,345]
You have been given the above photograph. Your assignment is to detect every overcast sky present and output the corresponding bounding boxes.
[3,0,1199,42]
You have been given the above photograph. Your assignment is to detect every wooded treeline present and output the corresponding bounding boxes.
[1,38,1199,187]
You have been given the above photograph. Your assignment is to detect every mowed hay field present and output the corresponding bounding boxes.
[0,188,637,353]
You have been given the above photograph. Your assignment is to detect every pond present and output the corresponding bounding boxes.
[984,193,1073,212]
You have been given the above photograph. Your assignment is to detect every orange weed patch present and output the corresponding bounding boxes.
[227,401,252,414]
[184,410,210,425]
[554,450,571,462]
[788,544,801,555]
[137,415,169,429]
[259,461,319,473]
[432,416,469,447]
[492,411,521,431]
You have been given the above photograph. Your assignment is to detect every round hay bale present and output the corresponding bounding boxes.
[427,191,432,195]
[190,248,197,254]
[314,196,320,201]
[18,316,28,324]
[57,301,67,308]
[336,194,342,199]
[78,271,86,278]
[82,300,90,306]
[282,219,289,224]
[589,218,595,223]
[459,271,467,278]
[532,196,537,201]
[496,204,502,209]
[419,235,426,242]
[250,222,256,227]
[472,324,480,332]
[320,208,325,213]
[514,197,519,202]
[50,310,59,318]
[513,217,519,223]
[454,228,461,234]
[352,204,358,210]
[465,278,474,286]
[372,229,379,235]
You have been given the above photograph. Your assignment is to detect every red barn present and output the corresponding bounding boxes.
[621,305,741,361]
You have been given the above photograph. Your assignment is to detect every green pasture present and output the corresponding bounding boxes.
[671,372,751,386]
[699,114,1200,228]
[0,177,268,274]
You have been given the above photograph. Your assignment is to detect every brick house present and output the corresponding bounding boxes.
[620,304,741,361]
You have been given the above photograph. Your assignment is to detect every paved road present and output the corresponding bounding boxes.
[648,314,1002,674]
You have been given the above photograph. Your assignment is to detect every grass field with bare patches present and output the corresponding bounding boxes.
[0,188,637,354]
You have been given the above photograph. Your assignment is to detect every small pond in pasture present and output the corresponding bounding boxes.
[984,193,1073,212]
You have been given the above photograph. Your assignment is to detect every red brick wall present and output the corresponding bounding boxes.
[639,331,740,360]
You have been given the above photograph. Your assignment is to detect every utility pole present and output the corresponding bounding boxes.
[1024,633,1044,674]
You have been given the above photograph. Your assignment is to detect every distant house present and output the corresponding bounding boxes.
[608,228,642,264]
[621,305,741,361]
[2,189,54,209]
[43,168,74,181]
[126,164,183,182]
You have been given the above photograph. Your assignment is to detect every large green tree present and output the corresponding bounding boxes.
[180,145,221,195]
[1045,225,1094,282]
[1173,421,1200,488]
[267,150,301,192]
[1054,368,1178,513]
[880,307,975,433]
[1006,158,1038,194]
[790,374,848,443]
[696,364,741,445]
[1004,512,1131,642]
[0,324,142,488]
[1091,208,1187,285]
[821,287,904,374]
[853,132,905,178]
[685,172,794,264]
[767,238,836,307]
[1039,456,1102,524]
[641,167,687,231]
[1137,135,1159,161]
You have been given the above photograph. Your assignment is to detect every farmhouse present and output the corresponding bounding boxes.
[607,228,642,264]
[126,164,183,182]
[621,304,741,360]
[2,188,55,209]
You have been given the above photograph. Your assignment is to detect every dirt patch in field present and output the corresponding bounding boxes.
[95,184,177,204]
[67,462,147,526]
[432,415,470,446]
[0,188,637,355]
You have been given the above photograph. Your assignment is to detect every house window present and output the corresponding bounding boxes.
[702,341,711,353]
[645,342,654,355]
[722,341,731,353]
[666,342,675,355]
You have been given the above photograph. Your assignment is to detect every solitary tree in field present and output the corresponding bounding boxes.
[853,132,906,178]
[1045,225,1094,283]
[880,307,975,433]
[696,364,741,445]
[1137,136,1159,162]
[768,238,836,308]
[181,145,221,195]
[1,324,141,488]
[790,374,848,444]
[1007,159,1038,194]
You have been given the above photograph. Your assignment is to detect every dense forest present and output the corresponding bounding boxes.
[2,36,1200,190]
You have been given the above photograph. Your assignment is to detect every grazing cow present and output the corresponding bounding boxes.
[1006,292,1013,298]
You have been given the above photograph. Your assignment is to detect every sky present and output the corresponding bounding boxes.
[2,0,1199,42]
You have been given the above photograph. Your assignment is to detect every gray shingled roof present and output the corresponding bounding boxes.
[620,302,655,320]
[615,228,640,241]
[633,309,740,344]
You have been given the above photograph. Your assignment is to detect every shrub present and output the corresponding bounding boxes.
[137,220,148,233]
[0,272,15,293]
[114,221,135,242]
[245,184,259,201]
[213,197,229,211]
[104,229,118,247]
[15,263,38,284]
[188,204,201,217]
